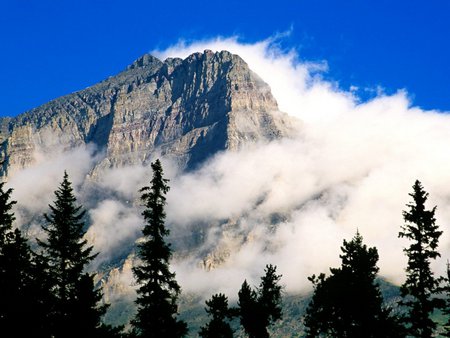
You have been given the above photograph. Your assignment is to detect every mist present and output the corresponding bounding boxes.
[7,36,450,300]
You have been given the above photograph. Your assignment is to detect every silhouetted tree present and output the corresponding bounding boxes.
[38,172,113,337]
[0,183,33,336]
[398,180,442,337]
[0,181,54,337]
[130,159,187,338]
[258,264,283,329]
[74,273,123,338]
[304,231,404,338]
[238,264,283,338]
[439,261,450,337]
[238,280,259,337]
[199,293,234,338]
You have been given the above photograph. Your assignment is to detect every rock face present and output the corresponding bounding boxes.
[0,50,295,177]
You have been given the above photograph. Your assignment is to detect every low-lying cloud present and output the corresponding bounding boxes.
[6,35,450,300]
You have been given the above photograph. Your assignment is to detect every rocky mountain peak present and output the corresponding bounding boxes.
[0,50,297,177]
[127,54,163,70]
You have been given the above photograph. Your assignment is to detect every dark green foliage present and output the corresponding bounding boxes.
[131,159,187,338]
[399,180,443,337]
[199,293,234,338]
[440,262,450,337]
[304,231,405,338]
[238,264,283,338]
[38,172,114,337]
[238,280,259,337]
[0,182,50,337]
[0,182,15,235]
[259,264,283,327]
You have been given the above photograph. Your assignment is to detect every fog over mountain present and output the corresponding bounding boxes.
[3,37,450,306]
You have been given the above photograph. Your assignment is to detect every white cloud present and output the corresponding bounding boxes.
[9,145,97,213]
[7,35,450,299]
[86,200,142,268]
[154,36,450,296]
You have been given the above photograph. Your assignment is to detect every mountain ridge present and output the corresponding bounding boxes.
[0,50,296,178]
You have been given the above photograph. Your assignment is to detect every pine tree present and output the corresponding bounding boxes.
[238,265,283,338]
[38,172,112,337]
[440,261,450,337]
[130,159,187,338]
[199,293,234,338]
[74,273,123,338]
[304,231,404,338]
[0,182,50,337]
[238,280,259,337]
[258,264,282,330]
[398,180,443,338]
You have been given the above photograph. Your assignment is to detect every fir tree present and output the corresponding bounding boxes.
[238,265,283,338]
[0,181,21,329]
[130,159,187,338]
[199,293,234,338]
[0,182,49,337]
[238,280,259,337]
[398,180,443,338]
[440,261,450,337]
[258,264,282,330]
[304,231,404,338]
[0,186,56,337]
[74,273,123,338]
[38,172,112,337]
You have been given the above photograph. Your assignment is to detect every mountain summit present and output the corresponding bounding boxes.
[0,50,295,177]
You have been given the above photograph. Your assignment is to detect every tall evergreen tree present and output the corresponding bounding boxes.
[238,280,259,337]
[0,182,39,336]
[238,264,283,338]
[304,231,404,338]
[130,159,187,338]
[0,181,54,337]
[440,261,450,337]
[258,264,283,330]
[38,172,112,338]
[398,180,443,338]
[199,293,234,338]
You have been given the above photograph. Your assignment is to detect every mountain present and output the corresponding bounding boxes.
[0,50,295,178]
[0,50,301,334]
[0,50,412,336]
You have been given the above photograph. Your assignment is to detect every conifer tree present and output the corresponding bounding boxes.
[304,231,404,338]
[440,261,450,337]
[0,181,54,336]
[0,182,40,336]
[130,159,187,338]
[238,280,259,337]
[199,293,234,338]
[258,264,282,329]
[398,180,443,338]
[38,172,112,337]
[238,265,283,338]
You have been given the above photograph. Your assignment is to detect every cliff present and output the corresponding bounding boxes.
[0,50,295,177]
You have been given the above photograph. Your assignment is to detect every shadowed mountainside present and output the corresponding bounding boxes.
[0,50,296,178]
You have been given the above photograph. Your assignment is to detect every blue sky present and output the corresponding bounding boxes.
[1,0,449,117]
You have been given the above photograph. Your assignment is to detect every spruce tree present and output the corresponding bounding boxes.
[304,231,404,338]
[258,264,282,330]
[38,172,111,337]
[398,180,443,338]
[199,293,234,338]
[130,159,187,338]
[238,265,283,338]
[0,182,42,337]
[440,261,450,337]
[238,280,259,337]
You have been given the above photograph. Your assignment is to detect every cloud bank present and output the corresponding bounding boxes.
[7,36,450,300]
[154,36,450,296]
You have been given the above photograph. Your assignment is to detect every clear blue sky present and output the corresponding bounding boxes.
[1,0,449,117]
